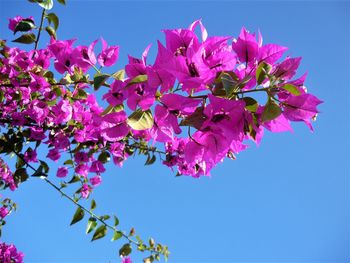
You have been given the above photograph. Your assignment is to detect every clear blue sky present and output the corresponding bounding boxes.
[0,1,349,262]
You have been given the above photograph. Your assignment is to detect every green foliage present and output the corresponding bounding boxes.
[93,73,110,90]
[127,109,154,130]
[126,74,148,87]
[91,225,107,241]
[256,62,272,85]
[70,207,85,225]
[119,243,132,256]
[86,218,97,234]
[281,84,301,96]
[262,99,282,122]
[12,33,36,44]
[14,19,36,34]
[111,231,123,241]
[46,13,59,30]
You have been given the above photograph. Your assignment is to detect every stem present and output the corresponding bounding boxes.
[10,149,160,254]
[42,177,139,246]
[34,8,46,50]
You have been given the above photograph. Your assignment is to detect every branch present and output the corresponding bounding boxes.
[34,8,46,50]
[10,148,164,257]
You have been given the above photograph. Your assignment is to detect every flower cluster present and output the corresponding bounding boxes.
[0,19,322,196]
[0,8,323,263]
[0,158,16,191]
[0,242,24,263]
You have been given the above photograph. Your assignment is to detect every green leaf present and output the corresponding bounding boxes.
[281,84,301,96]
[14,20,35,34]
[67,175,80,184]
[262,99,281,122]
[39,160,49,173]
[90,199,96,211]
[91,225,107,241]
[57,0,66,5]
[86,217,97,234]
[63,159,73,165]
[127,109,154,130]
[145,154,156,165]
[221,72,237,97]
[126,74,148,87]
[13,168,28,186]
[113,215,119,227]
[243,97,258,113]
[45,26,56,39]
[111,231,123,241]
[98,151,110,163]
[70,207,84,225]
[46,13,59,30]
[93,73,110,91]
[119,243,132,256]
[12,33,36,44]
[256,62,272,85]
[0,90,4,103]
[38,0,53,9]
[112,69,125,80]
[76,88,87,99]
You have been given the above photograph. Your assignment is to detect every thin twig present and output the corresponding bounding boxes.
[34,8,46,50]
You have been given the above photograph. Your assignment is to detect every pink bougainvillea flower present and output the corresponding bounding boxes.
[97,37,119,67]
[258,44,288,64]
[262,113,293,133]
[274,57,302,80]
[47,149,61,162]
[150,105,181,143]
[23,148,38,163]
[74,39,98,71]
[0,207,9,219]
[232,27,260,64]
[89,160,106,174]
[56,167,68,178]
[75,163,89,177]
[80,183,91,199]
[102,80,126,106]
[50,99,73,125]
[202,94,245,140]
[48,38,77,74]
[185,130,229,177]
[29,127,46,141]
[100,112,129,142]
[150,41,176,93]
[121,256,132,263]
[189,19,208,42]
[282,93,323,130]
[0,242,24,263]
[90,175,102,187]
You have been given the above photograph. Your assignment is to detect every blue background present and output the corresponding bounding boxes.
[0,1,349,262]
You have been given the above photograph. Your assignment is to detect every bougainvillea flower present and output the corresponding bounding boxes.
[56,167,68,178]
[232,27,260,64]
[258,44,288,64]
[75,39,98,71]
[185,130,229,176]
[97,37,119,67]
[0,242,24,263]
[160,93,201,115]
[150,105,181,142]
[274,57,302,80]
[102,79,126,106]
[48,38,77,74]
[282,93,323,130]
[100,111,129,142]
